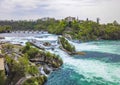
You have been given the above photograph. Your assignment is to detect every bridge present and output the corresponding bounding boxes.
[11,30,48,34]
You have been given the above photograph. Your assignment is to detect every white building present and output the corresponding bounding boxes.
[65,16,76,22]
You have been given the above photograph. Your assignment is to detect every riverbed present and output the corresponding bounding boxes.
[0,33,120,85]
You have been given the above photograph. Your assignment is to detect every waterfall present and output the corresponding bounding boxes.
[1,33,120,85]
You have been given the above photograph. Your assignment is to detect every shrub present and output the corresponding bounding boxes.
[59,36,75,52]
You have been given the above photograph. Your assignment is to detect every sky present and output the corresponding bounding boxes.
[0,0,120,23]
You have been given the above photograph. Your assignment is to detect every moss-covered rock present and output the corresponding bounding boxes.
[43,42,51,46]
[22,76,47,85]
[2,43,63,85]
[59,36,85,55]
[0,70,6,85]
[59,36,75,53]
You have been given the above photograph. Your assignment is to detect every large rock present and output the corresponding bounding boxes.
[43,42,51,46]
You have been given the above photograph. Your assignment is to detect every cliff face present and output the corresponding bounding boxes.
[1,43,63,85]
[0,57,4,71]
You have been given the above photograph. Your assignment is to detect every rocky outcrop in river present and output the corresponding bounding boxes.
[58,36,85,55]
[1,42,63,85]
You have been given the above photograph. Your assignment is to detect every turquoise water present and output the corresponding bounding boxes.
[45,40,120,85]
[1,33,120,85]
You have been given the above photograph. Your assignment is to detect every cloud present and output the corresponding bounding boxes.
[0,0,102,13]
[0,0,40,12]
[0,0,120,23]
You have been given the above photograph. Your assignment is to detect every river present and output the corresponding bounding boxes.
[0,32,120,85]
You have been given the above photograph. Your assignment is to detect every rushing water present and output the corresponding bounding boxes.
[0,33,120,85]
[45,41,120,85]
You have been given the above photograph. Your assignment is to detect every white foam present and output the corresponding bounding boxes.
[54,49,120,83]
[70,40,120,55]
[3,34,120,84]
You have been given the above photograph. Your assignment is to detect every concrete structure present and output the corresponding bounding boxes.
[12,30,48,34]
[86,18,89,21]
[65,16,76,22]
[97,18,100,24]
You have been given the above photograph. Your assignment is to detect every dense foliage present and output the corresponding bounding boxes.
[0,19,66,34]
[1,44,39,84]
[66,20,120,41]
[22,76,47,85]
[5,55,39,85]
[0,19,120,41]
[22,42,63,68]
[0,70,6,85]
[0,25,12,33]
[0,19,68,34]
[59,36,75,53]
[1,42,63,85]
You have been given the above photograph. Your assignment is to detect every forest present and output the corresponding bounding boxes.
[0,18,120,41]
[0,25,12,33]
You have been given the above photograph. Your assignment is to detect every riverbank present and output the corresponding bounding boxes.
[1,32,120,85]
[1,42,63,85]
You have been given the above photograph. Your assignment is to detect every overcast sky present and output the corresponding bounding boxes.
[0,0,120,23]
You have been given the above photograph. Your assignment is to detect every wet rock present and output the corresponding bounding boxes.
[43,42,51,46]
